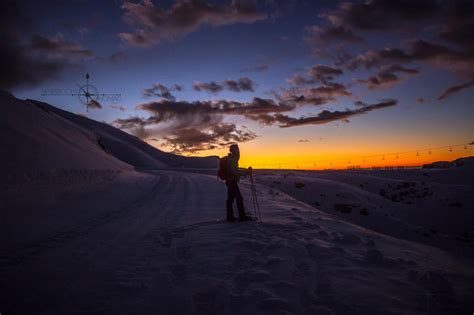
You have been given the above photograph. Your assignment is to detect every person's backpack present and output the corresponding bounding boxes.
[217,156,231,180]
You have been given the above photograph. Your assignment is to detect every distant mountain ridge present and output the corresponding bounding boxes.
[0,90,218,175]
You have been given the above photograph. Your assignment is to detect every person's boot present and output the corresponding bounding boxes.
[227,208,236,222]
[239,215,254,222]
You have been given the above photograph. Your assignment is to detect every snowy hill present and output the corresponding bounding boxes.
[0,90,218,178]
[423,156,474,169]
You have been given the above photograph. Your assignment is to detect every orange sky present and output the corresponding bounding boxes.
[194,142,473,170]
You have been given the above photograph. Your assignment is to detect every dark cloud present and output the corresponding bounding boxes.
[29,34,94,59]
[131,97,292,122]
[252,99,398,128]
[334,0,440,30]
[193,77,256,93]
[312,0,474,80]
[143,83,183,100]
[241,64,269,72]
[88,99,102,109]
[119,0,266,46]
[437,79,474,101]
[349,40,474,77]
[288,64,344,86]
[114,92,397,152]
[114,116,148,130]
[113,96,294,153]
[286,75,315,86]
[193,81,223,94]
[356,64,419,90]
[282,82,351,106]
[305,25,365,44]
[308,65,344,84]
[325,0,439,31]
[0,1,70,91]
[109,104,126,111]
[325,0,473,37]
[162,124,257,154]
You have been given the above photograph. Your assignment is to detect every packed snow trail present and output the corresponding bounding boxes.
[1,170,473,314]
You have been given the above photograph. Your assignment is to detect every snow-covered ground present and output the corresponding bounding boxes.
[255,161,474,260]
[1,92,473,314]
[2,168,474,314]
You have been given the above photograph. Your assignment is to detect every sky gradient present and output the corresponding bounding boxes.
[2,0,473,168]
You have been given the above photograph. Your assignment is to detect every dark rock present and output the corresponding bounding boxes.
[294,182,305,188]
[366,249,384,265]
[333,203,352,213]
[417,271,454,302]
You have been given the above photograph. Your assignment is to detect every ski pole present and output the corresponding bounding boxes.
[249,173,257,220]
[250,173,262,222]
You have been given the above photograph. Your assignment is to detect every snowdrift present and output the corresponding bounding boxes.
[0,90,218,177]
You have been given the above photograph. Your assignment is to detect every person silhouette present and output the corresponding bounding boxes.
[225,144,252,222]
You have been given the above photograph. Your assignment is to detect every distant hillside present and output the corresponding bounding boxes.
[422,156,474,169]
[0,91,217,176]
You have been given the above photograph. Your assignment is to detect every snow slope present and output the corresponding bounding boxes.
[0,90,131,175]
[0,90,218,178]
[1,170,473,314]
[256,162,474,260]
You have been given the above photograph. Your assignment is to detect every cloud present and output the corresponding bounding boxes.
[288,64,344,86]
[0,1,70,91]
[356,64,419,90]
[253,99,398,128]
[162,123,257,153]
[143,83,183,100]
[131,97,292,122]
[298,139,309,142]
[109,104,126,111]
[113,96,295,153]
[325,0,439,31]
[192,81,223,94]
[281,82,351,106]
[88,99,102,109]
[416,97,426,104]
[241,64,269,72]
[305,25,365,44]
[114,98,264,153]
[437,79,474,101]
[193,77,256,93]
[308,64,343,84]
[348,40,474,77]
[311,0,474,79]
[29,34,94,59]
[119,0,266,46]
